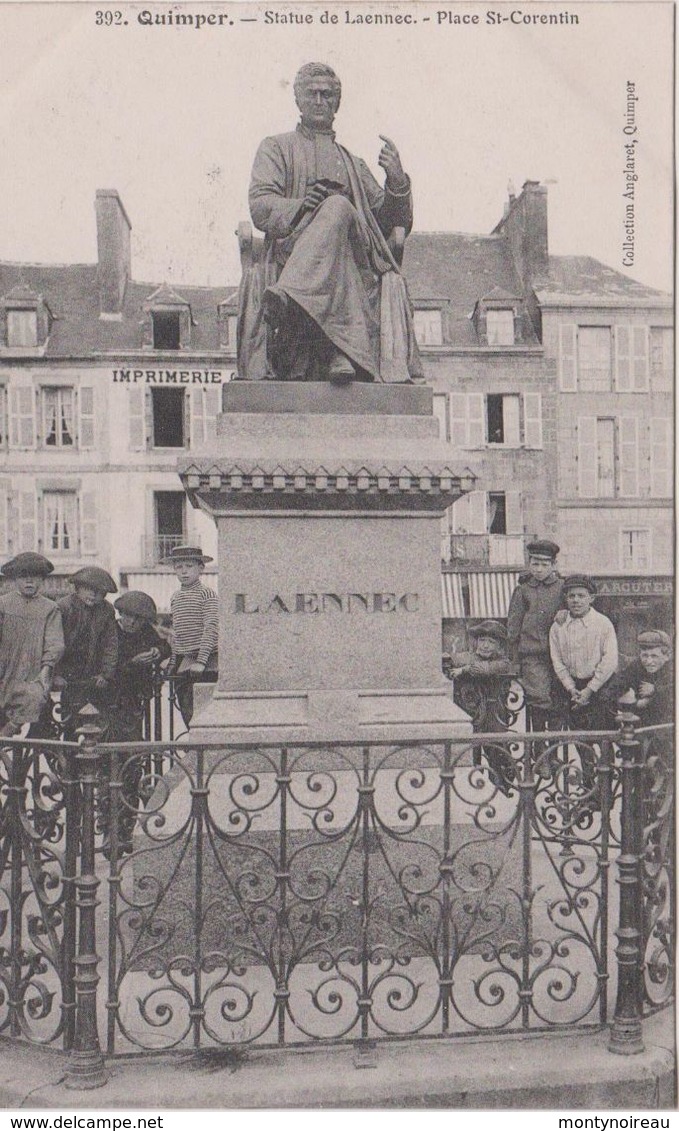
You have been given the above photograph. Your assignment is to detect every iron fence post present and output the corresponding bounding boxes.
[609,713,645,1055]
[64,704,108,1089]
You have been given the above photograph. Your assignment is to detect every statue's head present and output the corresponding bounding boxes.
[294,63,341,130]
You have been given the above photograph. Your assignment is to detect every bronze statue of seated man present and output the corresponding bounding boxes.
[236,62,423,383]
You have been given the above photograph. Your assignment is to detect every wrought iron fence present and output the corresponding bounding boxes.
[0,716,672,1087]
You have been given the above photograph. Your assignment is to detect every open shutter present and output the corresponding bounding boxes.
[204,388,219,444]
[505,491,523,535]
[558,325,577,391]
[9,386,36,449]
[503,395,521,447]
[128,388,145,450]
[632,326,649,391]
[432,394,448,441]
[523,393,543,449]
[650,418,671,497]
[78,386,95,449]
[18,490,38,551]
[80,491,98,554]
[614,326,633,391]
[618,417,639,497]
[467,393,485,447]
[0,487,8,554]
[469,490,487,533]
[190,387,206,447]
[449,394,468,447]
[577,417,598,497]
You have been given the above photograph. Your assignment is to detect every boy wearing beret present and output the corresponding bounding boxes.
[110,590,171,743]
[444,619,518,795]
[0,553,64,737]
[507,540,564,733]
[606,630,673,727]
[55,566,119,739]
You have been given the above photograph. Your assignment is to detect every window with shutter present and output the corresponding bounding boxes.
[558,325,577,391]
[78,387,95,449]
[523,393,543,449]
[596,418,616,497]
[577,417,598,497]
[204,388,219,444]
[43,492,78,554]
[467,394,485,447]
[42,387,75,448]
[618,417,639,497]
[9,386,36,449]
[7,310,38,347]
[578,327,612,391]
[620,529,651,572]
[486,309,515,346]
[413,309,443,345]
[649,327,673,390]
[190,387,206,448]
[452,490,486,534]
[650,418,672,497]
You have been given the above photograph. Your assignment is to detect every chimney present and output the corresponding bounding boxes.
[493,180,549,287]
[96,189,131,318]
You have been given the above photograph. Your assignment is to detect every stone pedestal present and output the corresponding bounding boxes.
[178,382,474,743]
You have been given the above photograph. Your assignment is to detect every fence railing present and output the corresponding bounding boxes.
[0,714,672,1086]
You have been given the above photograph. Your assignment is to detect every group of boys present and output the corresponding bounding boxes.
[444,538,674,791]
[0,544,217,741]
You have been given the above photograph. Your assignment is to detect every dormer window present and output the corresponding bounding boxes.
[486,309,515,346]
[413,308,443,346]
[144,284,192,351]
[152,311,181,350]
[218,301,239,352]
[7,309,38,347]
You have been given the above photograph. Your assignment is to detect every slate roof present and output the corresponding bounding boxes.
[536,256,672,305]
[402,232,532,346]
[0,262,237,356]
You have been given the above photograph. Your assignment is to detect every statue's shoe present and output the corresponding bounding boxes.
[327,352,356,381]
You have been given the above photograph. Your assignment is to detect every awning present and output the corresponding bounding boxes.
[441,573,465,618]
[468,571,520,618]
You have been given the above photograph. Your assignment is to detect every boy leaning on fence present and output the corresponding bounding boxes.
[0,553,64,738]
[164,545,218,727]
[109,590,171,743]
[54,566,119,740]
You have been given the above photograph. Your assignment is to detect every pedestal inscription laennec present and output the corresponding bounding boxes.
[236,62,423,385]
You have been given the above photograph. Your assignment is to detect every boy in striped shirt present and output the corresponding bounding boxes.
[165,546,218,726]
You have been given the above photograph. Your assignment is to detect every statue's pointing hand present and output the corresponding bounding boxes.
[378,135,408,192]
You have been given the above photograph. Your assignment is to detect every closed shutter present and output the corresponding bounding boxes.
[128,388,145,450]
[204,388,219,443]
[523,392,543,449]
[650,418,672,497]
[632,326,649,391]
[614,326,632,391]
[505,491,523,535]
[9,386,36,449]
[80,491,98,554]
[577,417,598,497]
[450,393,469,447]
[78,386,95,449]
[619,417,639,497]
[18,490,38,550]
[558,325,577,391]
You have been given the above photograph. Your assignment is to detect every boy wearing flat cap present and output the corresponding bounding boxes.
[443,620,518,795]
[0,553,64,737]
[110,590,171,743]
[165,546,218,727]
[507,539,564,732]
[606,630,673,727]
[54,566,119,739]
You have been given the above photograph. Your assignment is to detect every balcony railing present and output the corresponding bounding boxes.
[442,533,528,567]
[141,534,187,566]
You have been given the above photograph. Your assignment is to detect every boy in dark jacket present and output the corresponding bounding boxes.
[507,540,564,732]
[109,590,171,742]
[55,566,118,739]
[606,630,673,727]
